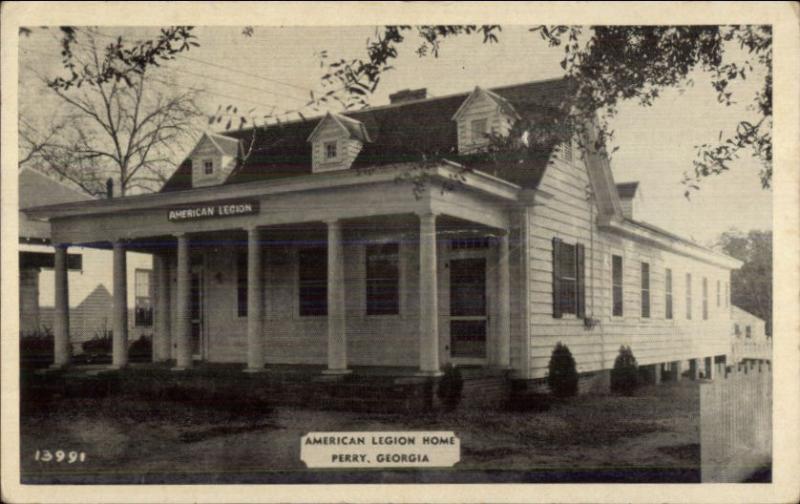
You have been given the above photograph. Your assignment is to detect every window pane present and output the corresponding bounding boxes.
[641,263,650,318]
[665,268,673,320]
[686,273,692,320]
[471,118,487,141]
[450,258,486,316]
[560,243,577,279]
[366,243,399,315]
[612,255,623,316]
[561,278,577,315]
[299,247,327,316]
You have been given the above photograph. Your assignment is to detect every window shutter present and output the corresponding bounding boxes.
[576,243,586,319]
[552,237,562,318]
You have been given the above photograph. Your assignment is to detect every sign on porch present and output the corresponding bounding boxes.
[167,199,259,222]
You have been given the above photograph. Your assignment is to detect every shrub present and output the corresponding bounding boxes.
[20,327,54,368]
[610,345,639,395]
[436,363,464,411]
[547,342,578,397]
[82,329,112,358]
[129,334,152,362]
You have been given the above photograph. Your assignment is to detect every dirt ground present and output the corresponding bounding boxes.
[19,380,700,483]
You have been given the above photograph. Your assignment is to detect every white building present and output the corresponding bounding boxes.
[19,167,152,354]
[24,78,741,388]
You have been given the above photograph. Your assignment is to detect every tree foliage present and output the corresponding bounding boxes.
[20,28,202,196]
[718,229,772,335]
[317,25,772,193]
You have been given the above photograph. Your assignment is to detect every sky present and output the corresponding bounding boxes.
[18,25,773,245]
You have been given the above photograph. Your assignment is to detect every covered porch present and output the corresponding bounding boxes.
[28,164,523,377]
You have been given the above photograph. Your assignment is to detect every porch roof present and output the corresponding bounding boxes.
[23,162,521,222]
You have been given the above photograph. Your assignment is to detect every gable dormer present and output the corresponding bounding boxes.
[188,133,241,188]
[307,113,370,173]
[452,86,520,153]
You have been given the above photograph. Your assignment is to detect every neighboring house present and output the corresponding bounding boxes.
[19,167,153,353]
[24,78,741,388]
[730,304,771,363]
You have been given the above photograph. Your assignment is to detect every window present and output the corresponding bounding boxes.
[702,277,709,320]
[552,238,585,318]
[725,281,729,307]
[470,118,488,142]
[686,273,693,320]
[450,237,490,250]
[735,323,741,336]
[298,247,327,316]
[641,262,650,318]
[324,141,338,160]
[665,268,673,320]
[366,243,400,315]
[203,159,214,175]
[236,250,247,318]
[746,325,752,338]
[716,280,721,308]
[612,255,623,317]
[134,269,153,327]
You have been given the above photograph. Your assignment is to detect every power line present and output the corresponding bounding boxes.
[90,28,316,97]
[169,66,310,105]
[179,54,312,93]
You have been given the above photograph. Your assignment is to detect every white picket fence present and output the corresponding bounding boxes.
[699,362,772,482]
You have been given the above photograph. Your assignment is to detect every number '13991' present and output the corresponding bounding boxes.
[35,450,86,463]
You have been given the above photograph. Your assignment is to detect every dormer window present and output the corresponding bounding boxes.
[471,119,488,143]
[324,141,338,161]
[452,86,520,154]
[308,113,370,173]
[186,132,241,188]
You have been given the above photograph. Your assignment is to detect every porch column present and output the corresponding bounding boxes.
[246,227,265,372]
[111,240,129,369]
[417,212,442,376]
[153,253,171,362]
[324,219,349,374]
[174,233,192,370]
[52,244,71,368]
[495,232,511,368]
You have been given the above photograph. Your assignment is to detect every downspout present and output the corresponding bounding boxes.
[586,184,605,374]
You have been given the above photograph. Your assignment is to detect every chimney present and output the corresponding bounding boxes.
[616,182,639,220]
[388,88,427,104]
[106,178,114,199]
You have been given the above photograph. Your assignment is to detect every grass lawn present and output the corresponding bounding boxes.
[20,379,700,484]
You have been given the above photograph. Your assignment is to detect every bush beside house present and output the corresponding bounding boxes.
[610,345,640,396]
[547,342,578,398]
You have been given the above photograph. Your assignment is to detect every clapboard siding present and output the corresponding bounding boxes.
[525,155,733,379]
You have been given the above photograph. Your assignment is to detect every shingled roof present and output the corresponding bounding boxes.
[161,78,573,193]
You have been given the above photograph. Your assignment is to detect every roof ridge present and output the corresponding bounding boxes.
[219,76,569,139]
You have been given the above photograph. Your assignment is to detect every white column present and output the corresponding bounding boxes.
[52,244,70,368]
[246,227,265,371]
[418,212,442,376]
[174,234,192,370]
[111,240,129,368]
[153,253,171,362]
[495,232,511,368]
[324,219,350,374]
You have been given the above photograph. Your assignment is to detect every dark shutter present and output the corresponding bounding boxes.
[552,237,562,318]
[576,243,586,319]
